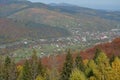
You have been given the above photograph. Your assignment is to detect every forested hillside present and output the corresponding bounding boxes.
[0,18,70,44]
[80,37,120,59]
[0,0,120,80]
[1,38,120,80]
[0,0,120,44]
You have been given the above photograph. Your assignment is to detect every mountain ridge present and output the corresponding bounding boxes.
[0,0,120,44]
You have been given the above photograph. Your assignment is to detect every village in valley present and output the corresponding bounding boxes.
[0,26,120,61]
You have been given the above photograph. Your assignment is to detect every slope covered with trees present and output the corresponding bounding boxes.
[80,38,120,59]
[0,18,70,44]
[1,0,120,31]
[1,45,120,80]
[0,0,120,44]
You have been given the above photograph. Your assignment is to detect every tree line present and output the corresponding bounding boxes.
[0,49,120,80]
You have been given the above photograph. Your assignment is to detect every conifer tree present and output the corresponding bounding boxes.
[9,60,18,80]
[93,48,101,64]
[18,60,32,80]
[60,50,73,80]
[0,56,18,80]
[3,56,11,80]
[75,54,85,71]
[48,68,59,80]
[109,54,115,65]
[37,59,45,77]
[0,59,4,80]
[30,49,38,80]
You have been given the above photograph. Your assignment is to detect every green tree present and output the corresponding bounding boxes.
[18,60,32,80]
[9,61,18,80]
[37,59,46,77]
[60,50,73,80]
[48,68,59,80]
[109,54,115,65]
[93,49,101,64]
[30,50,39,80]
[3,56,11,80]
[0,59,4,80]
[75,54,85,71]
[1,56,18,80]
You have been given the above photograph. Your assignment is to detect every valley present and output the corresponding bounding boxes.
[0,27,120,61]
[0,0,120,80]
[0,0,120,61]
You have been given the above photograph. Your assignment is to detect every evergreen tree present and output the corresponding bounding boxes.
[75,54,85,71]
[18,60,32,80]
[109,54,115,65]
[0,56,18,80]
[48,68,59,80]
[30,49,38,80]
[93,49,101,64]
[3,56,11,80]
[37,59,45,77]
[0,60,4,80]
[30,50,46,80]
[9,61,18,80]
[60,50,73,80]
[4,56,11,67]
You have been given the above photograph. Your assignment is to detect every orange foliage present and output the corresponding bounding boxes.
[17,38,120,71]
[80,38,120,59]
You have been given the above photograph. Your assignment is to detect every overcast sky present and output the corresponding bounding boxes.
[28,0,120,11]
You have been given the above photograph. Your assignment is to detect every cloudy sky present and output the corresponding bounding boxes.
[28,0,120,11]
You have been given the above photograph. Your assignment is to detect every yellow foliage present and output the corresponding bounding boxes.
[17,65,23,73]
[89,76,96,80]
[112,57,120,70]
[36,75,45,80]
[88,60,97,69]
[83,59,89,66]
[69,68,86,80]
[112,57,120,79]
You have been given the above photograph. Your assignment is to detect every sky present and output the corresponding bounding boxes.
[28,0,120,11]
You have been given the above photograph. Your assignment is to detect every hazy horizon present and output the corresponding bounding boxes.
[28,0,120,11]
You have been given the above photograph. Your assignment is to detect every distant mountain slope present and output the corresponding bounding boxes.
[50,3,120,21]
[0,0,120,43]
[0,18,28,44]
[8,6,120,31]
[0,1,32,17]
[8,7,79,28]
[2,1,118,32]
[0,0,28,3]
[0,18,70,44]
